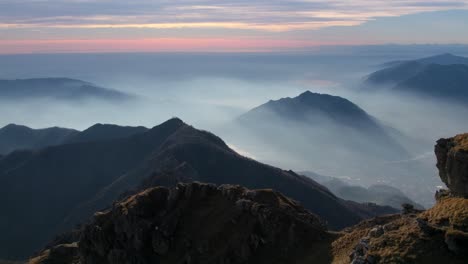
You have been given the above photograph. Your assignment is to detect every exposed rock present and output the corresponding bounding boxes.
[368,226,384,238]
[29,243,79,264]
[445,229,468,255]
[435,134,468,197]
[435,189,452,202]
[37,182,334,264]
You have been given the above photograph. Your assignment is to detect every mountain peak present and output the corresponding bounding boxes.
[151,117,186,130]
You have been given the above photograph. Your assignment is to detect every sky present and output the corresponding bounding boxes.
[1,0,468,53]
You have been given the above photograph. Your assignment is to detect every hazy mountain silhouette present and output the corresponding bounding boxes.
[237,91,407,160]
[0,124,78,154]
[301,171,424,210]
[0,78,131,101]
[367,54,468,103]
[0,123,148,155]
[0,118,396,260]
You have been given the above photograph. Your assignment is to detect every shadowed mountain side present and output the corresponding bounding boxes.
[61,120,394,232]
[0,119,184,260]
[0,78,131,101]
[0,118,395,260]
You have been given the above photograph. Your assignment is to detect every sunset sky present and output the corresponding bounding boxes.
[1,0,468,53]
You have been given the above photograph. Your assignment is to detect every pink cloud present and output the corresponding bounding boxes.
[0,38,356,54]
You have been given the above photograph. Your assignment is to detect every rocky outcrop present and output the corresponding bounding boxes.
[35,182,335,264]
[435,134,468,197]
[29,243,79,264]
[330,135,468,263]
[332,198,468,263]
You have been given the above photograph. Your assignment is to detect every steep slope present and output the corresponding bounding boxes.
[31,183,336,264]
[0,124,78,154]
[0,78,131,101]
[435,133,468,197]
[0,118,185,260]
[0,118,393,260]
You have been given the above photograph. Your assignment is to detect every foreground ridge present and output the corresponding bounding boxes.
[31,182,335,264]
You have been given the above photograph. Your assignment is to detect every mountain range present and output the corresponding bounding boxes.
[0,118,396,260]
[366,53,468,103]
[30,133,468,264]
[0,78,131,101]
[0,123,147,155]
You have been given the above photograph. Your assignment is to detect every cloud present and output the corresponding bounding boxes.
[1,0,467,32]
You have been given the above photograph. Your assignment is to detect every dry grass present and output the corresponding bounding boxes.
[331,198,468,264]
[421,197,468,229]
[452,133,468,151]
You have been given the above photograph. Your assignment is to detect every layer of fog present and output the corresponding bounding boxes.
[1,47,468,207]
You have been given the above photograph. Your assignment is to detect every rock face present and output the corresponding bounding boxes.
[39,183,335,264]
[435,134,468,197]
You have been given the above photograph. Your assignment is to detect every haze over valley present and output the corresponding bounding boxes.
[2,1,468,263]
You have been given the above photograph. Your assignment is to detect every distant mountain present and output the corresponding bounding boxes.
[237,91,407,161]
[366,54,468,102]
[0,124,78,154]
[0,118,396,260]
[0,123,147,155]
[301,171,424,210]
[0,78,131,101]
[380,53,468,69]
[239,91,378,129]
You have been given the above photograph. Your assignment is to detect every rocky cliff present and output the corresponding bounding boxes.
[435,134,468,197]
[31,182,336,264]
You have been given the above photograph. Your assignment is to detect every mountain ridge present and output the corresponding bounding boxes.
[0,118,396,260]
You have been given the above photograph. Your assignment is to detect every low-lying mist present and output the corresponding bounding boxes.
[1,49,468,207]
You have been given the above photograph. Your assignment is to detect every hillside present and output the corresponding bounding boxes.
[0,118,395,260]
